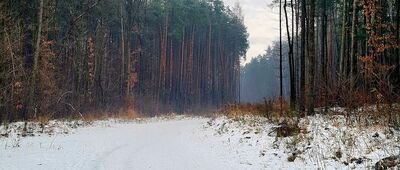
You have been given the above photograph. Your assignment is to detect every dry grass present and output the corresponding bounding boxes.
[31,115,51,125]
[216,97,400,128]
[83,108,142,122]
[216,98,289,118]
[25,107,144,123]
[116,108,142,120]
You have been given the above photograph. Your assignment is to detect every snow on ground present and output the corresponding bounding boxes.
[0,116,253,170]
[0,115,399,170]
[205,115,400,169]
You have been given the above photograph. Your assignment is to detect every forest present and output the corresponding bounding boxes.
[256,0,399,119]
[1,0,399,122]
[280,0,400,118]
[0,0,248,121]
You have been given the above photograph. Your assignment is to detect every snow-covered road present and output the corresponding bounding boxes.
[0,118,252,170]
[2,115,399,170]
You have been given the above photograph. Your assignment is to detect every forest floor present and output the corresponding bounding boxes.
[0,114,399,170]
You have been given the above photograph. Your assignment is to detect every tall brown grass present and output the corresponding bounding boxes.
[216,98,289,118]
[82,108,142,122]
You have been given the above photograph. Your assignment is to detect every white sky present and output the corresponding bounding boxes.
[223,0,279,64]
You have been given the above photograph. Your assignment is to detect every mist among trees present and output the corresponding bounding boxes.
[240,41,289,103]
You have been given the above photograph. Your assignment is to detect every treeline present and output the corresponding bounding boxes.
[276,0,399,115]
[0,0,248,121]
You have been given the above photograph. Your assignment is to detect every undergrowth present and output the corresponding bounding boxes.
[215,97,400,128]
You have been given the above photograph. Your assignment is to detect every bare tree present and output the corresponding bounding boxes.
[28,0,44,118]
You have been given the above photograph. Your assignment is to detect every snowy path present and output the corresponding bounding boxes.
[0,118,252,170]
[2,115,398,170]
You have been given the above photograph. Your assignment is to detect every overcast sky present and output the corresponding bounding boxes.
[223,0,278,64]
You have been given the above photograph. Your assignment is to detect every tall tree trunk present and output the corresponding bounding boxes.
[321,9,327,110]
[206,24,212,106]
[339,0,348,82]
[86,10,95,105]
[327,11,334,88]
[295,0,300,106]
[291,0,297,109]
[300,0,307,111]
[159,13,168,110]
[28,0,44,118]
[307,0,316,115]
[396,0,399,85]
[279,0,283,113]
[284,0,295,110]
[120,0,126,100]
[350,0,358,88]
[4,28,16,121]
